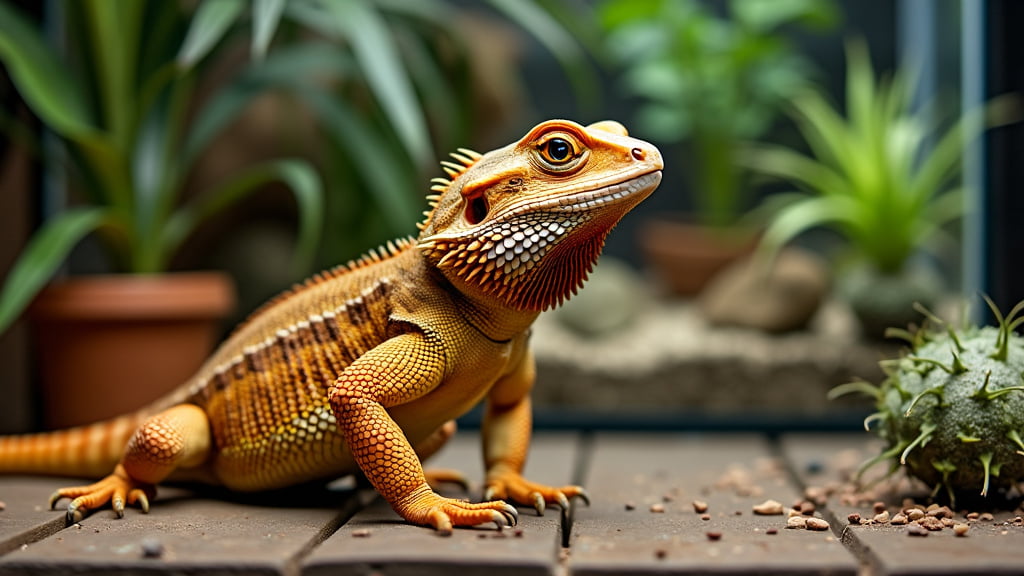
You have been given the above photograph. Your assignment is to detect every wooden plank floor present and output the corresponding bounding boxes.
[2,433,1024,575]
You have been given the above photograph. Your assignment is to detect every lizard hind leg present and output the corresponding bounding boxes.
[50,404,212,523]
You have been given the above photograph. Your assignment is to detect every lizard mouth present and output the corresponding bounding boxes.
[550,170,662,213]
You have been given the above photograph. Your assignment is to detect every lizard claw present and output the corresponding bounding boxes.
[48,470,156,523]
[394,485,518,535]
[485,471,586,517]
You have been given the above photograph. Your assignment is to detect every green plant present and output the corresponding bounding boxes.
[744,41,1016,275]
[832,298,1024,502]
[598,0,836,228]
[0,1,324,333]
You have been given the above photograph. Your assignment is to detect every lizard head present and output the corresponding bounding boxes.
[417,119,663,311]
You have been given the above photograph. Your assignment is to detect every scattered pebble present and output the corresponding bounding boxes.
[847,513,862,525]
[906,524,929,537]
[980,512,995,522]
[662,493,675,503]
[692,500,708,514]
[0,501,6,511]
[352,529,372,538]
[514,529,524,538]
[649,503,665,513]
[765,528,778,535]
[786,516,807,530]
[752,499,784,515]
[806,518,830,531]
[625,501,636,511]
[655,548,667,559]
[890,513,908,525]
[706,531,722,541]
[140,538,164,559]
[873,510,890,524]
[872,501,886,514]
[907,508,925,521]
[941,518,956,528]
[966,512,980,521]
[799,501,816,515]
[954,523,970,537]
[701,514,711,521]
[919,517,944,531]
[927,506,952,519]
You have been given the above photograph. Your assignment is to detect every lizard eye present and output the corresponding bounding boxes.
[540,137,574,164]
[465,194,489,225]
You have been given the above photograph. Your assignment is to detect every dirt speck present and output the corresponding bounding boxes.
[692,500,708,514]
[706,531,722,541]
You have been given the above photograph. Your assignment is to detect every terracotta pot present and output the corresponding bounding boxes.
[638,216,759,296]
[30,272,235,429]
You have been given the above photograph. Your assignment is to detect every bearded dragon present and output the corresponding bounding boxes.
[0,119,662,534]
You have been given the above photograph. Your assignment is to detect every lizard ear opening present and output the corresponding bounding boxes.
[465,193,489,225]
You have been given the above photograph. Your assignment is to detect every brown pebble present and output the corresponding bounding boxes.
[980,512,995,521]
[734,510,742,516]
[941,517,956,527]
[919,516,944,531]
[478,533,488,539]
[140,538,164,559]
[649,503,665,513]
[907,509,925,521]
[0,501,6,511]
[514,529,524,538]
[701,514,711,521]
[766,528,778,535]
[890,513,908,525]
[954,523,970,537]
[966,511,980,521]
[662,493,674,503]
[847,512,862,525]
[752,499,785,515]
[786,516,807,529]
[806,518,830,531]
[872,501,886,514]
[352,529,372,538]
[906,524,929,537]
[926,503,940,512]
[625,501,636,511]
[800,501,816,515]
[927,506,952,519]
[655,549,667,559]
[706,531,722,541]
[873,510,890,524]
[692,500,709,513]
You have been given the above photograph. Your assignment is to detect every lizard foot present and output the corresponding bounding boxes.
[485,471,589,517]
[423,467,471,493]
[394,485,518,536]
[48,466,156,524]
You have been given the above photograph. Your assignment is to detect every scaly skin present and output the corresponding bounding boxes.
[0,119,662,534]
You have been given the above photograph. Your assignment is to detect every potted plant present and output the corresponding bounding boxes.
[0,2,323,428]
[743,41,1018,338]
[598,0,836,295]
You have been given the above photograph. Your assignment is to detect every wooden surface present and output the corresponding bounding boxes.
[2,433,1024,575]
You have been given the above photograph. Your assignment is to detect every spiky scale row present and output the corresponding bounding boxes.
[838,299,1024,502]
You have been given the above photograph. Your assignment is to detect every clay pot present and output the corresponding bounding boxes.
[30,272,235,429]
[638,216,759,297]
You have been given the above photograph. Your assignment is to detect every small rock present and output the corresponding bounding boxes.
[847,512,862,525]
[140,538,164,559]
[907,509,926,521]
[927,506,952,519]
[352,529,372,538]
[980,512,995,522]
[649,503,665,513]
[0,501,6,511]
[692,500,709,514]
[765,528,778,535]
[799,501,816,515]
[906,524,929,537]
[786,516,807,529]
[890,513,908,525]
[752,499,785,515]
[954,523,970,537]
[966,512,980,521]
[873,510,890,524]
[700,247,829,333]
[873,501,887,514]
[655,548,667,559]
[706,531,723,541]
[919,516,944,531]
[806,518,830,531]
[701,514,711,521]
[625,501,636,511]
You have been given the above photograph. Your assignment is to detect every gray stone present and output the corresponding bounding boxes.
[700,248,830,333]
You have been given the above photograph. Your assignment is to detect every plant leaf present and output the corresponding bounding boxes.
[0,208,111,335]
[177,0,246,69]
[319,0,433,167]
[163,160,323,274]
[0,2,96,139]
[252,0,286,61]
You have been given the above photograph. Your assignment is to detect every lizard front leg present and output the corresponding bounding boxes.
[482,348,588,515]
[328,333,516,534]
[50,404,212,522]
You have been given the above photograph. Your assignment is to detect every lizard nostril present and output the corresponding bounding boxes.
[631,147,645,161]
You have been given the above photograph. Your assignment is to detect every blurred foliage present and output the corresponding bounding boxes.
[0,0,596,335]
[599,0,838,228]
[743,41,1019,276]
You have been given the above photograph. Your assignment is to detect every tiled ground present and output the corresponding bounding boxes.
[2,433,1023,575]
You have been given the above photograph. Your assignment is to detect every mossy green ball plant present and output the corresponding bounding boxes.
[833,298,1024,502]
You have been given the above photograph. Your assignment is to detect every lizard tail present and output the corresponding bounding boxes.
[0,413,146,478]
